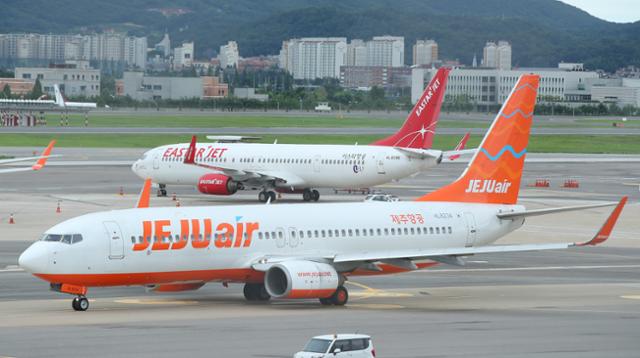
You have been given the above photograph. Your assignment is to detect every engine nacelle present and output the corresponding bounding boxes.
[264,260,339,299]
[197,174,239,195]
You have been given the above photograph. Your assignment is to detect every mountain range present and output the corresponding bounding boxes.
[1,0,639,71]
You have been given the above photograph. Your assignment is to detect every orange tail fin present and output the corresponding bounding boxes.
[417,74,540,204]
[32,140,56,171]
[372,67,450,149]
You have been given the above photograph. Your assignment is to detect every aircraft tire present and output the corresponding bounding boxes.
[258,191,268,203]
[330,286,348,306]
[312,190,320,202]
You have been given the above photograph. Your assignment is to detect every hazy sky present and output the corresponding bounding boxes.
[560,0,640,23]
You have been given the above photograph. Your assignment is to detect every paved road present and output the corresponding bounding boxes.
[0,156,638,357]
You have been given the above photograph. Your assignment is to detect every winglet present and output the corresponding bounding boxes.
[448,132,470,161]
[32,140,56,170]
[184,135,197,165]
[576,196,627,246]
[136,178,152,208]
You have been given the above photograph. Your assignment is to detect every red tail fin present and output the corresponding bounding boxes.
[417,74,540,204]
[32,140,56,170]
[184,135,197,164]
[372,67,450,149]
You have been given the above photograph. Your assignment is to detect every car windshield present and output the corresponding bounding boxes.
[303,339,332,353]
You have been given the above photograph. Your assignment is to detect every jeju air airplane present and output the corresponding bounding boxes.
[0,140,59,174]
[18,74,627,312]
[131,67,471,203]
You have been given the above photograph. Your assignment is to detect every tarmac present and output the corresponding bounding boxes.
[0,153,639,357]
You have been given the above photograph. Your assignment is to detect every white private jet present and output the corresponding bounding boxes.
[19,74,627,311]
[0,140,59,173]
[53,84,97,110]
[132,67,471,202]
[0,85,96,110]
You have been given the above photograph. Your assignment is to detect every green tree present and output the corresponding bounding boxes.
[30,78,43,99]
[2,84,11,98]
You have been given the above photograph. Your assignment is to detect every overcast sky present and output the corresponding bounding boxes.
[560,0,640,23]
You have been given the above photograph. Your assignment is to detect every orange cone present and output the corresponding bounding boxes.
[176,199,181,207]
[119,186,124,196]
[8,213,14,224]
[56,201,61,213]
[172,192,177,201]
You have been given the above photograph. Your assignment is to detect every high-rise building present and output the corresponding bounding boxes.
[173,42,194,68]
[366,36,404,67]
[412,39,438,66]
[346,39,367,66]
[0,32,147,69]
[280,38,347,80]
[218,41,239,68]
[483,41,511,70]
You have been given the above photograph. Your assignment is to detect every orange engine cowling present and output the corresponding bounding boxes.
[264,260,339,299]
[197,174,239,195]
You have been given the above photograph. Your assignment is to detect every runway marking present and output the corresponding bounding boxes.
[416,264,640,273]
[0,265,23,273]
[346,281,413,299]
[114,299,198,305]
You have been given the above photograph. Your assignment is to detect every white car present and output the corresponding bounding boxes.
[364,193,399,202]
[294,334,375,358]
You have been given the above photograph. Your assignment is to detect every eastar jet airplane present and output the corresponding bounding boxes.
[132,68,471,202]
[19,74,627,311]
[0,140,58,174]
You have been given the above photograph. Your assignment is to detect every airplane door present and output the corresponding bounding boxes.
[463,212,477,247]
[376,153,386,174]
[276,227,287,248]
[153,154,160,170]
[288,227,299,248]
[313,155,321,172]
[104,221,124,259]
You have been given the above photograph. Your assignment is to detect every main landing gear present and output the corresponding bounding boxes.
[72,296,89,311]
[258,190,277,203]
[243,283,271,302]
[157,183,168,197]
[319,285,348,306]
[302,188,320,202]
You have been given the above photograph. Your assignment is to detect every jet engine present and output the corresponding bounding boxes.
[264,260,339,299]
[197,174,239,195]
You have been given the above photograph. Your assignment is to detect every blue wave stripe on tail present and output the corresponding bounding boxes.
[480,146,527,161]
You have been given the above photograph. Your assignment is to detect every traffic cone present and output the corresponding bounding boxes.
[176,199,181,207]
[56,201,61,213]
[8,213,14,224]
[119,186,124,196]
[172,192,177,201]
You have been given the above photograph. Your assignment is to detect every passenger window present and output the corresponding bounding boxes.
[314,230,319,238]
[328,230,333,238]
[278,231,283,239]
[384,228,388,235]
[436,227,440,234]
[351,338,366,350]
[362,229,367,237]
[391,228,396,235]
[355,229,360,236]
[448,227,452,234]
[258,232,263,240]
[335,229,339,237]
[291,231,296,238]
[348,229,353,237]
[341,229,346,237]
[416,227,421,234]
[410,228,415,235]
[265,232,270,240]
[442,226,446,234]
[404,228,409,235]
[429,227,434,235]
[130,236,136,243]
[299,231,304,238]
[307,230,312,238]
[321,230,326,238]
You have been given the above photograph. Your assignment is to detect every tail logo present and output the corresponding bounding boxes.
[415,78,441,117]
[465,179,512,194]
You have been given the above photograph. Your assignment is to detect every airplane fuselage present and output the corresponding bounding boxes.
[132,143,440,190]
[21,201,524,287]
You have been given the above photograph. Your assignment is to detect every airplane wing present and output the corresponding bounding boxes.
[183,136,304,186]
[206,135,261,142]
[332,197,626,265]
[0,140,59,173]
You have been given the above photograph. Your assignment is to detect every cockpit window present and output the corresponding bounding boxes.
[42,233,83,244]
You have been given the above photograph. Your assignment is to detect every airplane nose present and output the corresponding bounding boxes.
[131,160,142,177]
[18,242,49,273]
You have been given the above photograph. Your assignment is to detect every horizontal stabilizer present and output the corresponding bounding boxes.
[206,135,261,142]
[497,201,619,219]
